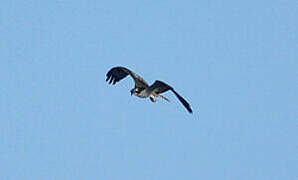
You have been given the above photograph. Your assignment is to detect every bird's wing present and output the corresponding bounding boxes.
[149,80,192,113]
[106,66,149,88]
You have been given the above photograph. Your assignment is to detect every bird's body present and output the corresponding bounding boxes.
[132,88,150,98]
[106,66,192,113]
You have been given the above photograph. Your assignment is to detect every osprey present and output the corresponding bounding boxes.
[106,66,192,113]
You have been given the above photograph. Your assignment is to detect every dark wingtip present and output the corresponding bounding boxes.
[105,67,130,86]
[184,102,193,114]
[106,71,112,82]
[109,77,113,84]
[106,75,110,82]
[171,89,192,114]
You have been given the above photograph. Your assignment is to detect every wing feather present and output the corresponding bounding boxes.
[106,66,149,88]
[149,80,192,113]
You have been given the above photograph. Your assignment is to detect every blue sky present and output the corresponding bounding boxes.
[0,0,297,179]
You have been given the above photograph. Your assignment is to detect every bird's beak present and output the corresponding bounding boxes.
[130,91,133,96]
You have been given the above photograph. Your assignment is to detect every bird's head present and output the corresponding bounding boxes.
[130,88,141,96]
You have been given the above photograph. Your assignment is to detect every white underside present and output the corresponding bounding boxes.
[134,89,160,103]
[134,89,151,98]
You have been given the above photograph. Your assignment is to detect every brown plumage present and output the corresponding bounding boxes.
[106,66,192,113]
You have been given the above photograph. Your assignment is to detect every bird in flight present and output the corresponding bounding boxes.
[106,66,192,113]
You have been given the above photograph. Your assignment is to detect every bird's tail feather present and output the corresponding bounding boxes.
[157,94,170,102]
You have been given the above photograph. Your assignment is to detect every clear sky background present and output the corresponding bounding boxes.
[0,0,297,179]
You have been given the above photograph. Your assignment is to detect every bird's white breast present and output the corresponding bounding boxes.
[135,88,151,98]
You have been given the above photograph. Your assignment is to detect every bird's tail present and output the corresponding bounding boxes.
[157,94,170,102]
